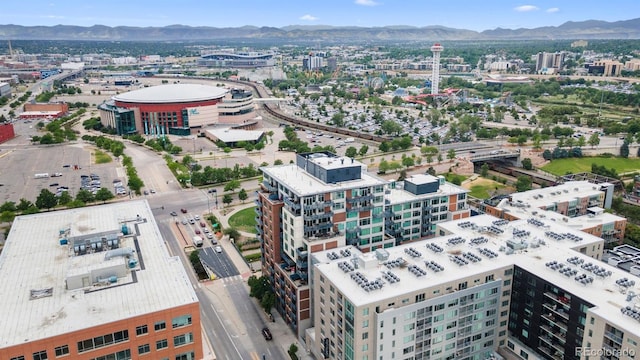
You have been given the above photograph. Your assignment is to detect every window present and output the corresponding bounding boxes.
[11,357,25,360]
[362,332,369,340]
[174,332,194,347]
[136,325,148,336]
[33,351,48,360]
[89,350,131,360]
[157,339,169,350]
[175,351,196,360]
[172,315,192,328]
[54,345,69,357]
[138,344,150,355]
[77,330,129,353]
[155,321,166,331]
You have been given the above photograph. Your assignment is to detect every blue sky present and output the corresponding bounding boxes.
[1,0,638,32]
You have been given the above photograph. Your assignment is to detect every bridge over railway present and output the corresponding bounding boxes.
[469,150,522,167]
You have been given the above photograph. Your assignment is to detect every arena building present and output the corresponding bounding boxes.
[197,51,275,68]
[98,83,228,136]
[0,200,201,360]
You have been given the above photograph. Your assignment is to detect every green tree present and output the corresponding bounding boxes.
[0,201,16,212]
[36,189,58,210]
[621,141,630,158]
[398,169,407,181]
[447,149,456,161]
[437,154,443,163]
[224,179,241,192]
[57,191,73,206]
[379,141,390,152]
[345,146,358,158]
[402,156,415,168]
[224,227,241,243]
[288,343,299,360]
[260,291,275,313]
[358,145,369,157]
[515,176,533,192]
[238,188,248,203]
[521,158,533,170]
[378,159,390,174]
[16,198,33,212]
[274,159,284,165]
[588,133,600,148]
[223,194,233,207]
[76,189,95,203]
[480,163,489,177]
[95,188,115,203]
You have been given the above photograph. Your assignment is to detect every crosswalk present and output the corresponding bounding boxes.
[216,274,243,283]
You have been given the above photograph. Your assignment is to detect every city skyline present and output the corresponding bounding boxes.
[1,0,639,32]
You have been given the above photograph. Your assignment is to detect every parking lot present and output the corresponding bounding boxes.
[0,141,128,204]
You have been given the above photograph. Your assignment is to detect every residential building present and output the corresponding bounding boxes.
[0,81,10,97]
[535,52,565,73]
[257,153,472,339]
[308,213,640,360]
[385,174,469,244]
[481,181,626,244]
[0,200,201,360]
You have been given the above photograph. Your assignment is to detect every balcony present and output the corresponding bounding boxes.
[262,181,277,193]
[346,227,361,235]
[255,216,263,226]
[349,204,374,212]
[303,212,333,221]
[255,207,262,216]
[540,323,567,341]
[347,194,374,203]
[543,292,571,308]
[296,247,308,259]
[304,222,333,233]
[542,303,569,321]
[284,196,301,211]
[604,330,624,345]
[538,336,565,355]
[254,198,262,207]
[305,201,331,210]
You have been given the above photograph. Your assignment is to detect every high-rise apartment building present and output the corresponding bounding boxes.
[308,213,639,360]
[482,180,626,244]
[257,152,469,338]
[535,52,565,73]
[0,200,201,360]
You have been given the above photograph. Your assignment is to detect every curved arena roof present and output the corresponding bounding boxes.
[113,84,228,104]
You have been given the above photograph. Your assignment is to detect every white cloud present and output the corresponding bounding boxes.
[546,7,560,13]
[514,5,539,12]
[355,0,379,6]
[299,14,318,21]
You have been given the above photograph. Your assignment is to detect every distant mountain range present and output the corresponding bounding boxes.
[0,18,639,42]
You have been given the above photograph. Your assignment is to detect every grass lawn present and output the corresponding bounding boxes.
[94,150,112,164]
[541,157,640,176]
[442,173,469,185]
[463,177,509,199]
[228,206,257,234]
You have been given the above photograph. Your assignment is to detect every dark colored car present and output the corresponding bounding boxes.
[181,208,188,213]
[262,327,273,341]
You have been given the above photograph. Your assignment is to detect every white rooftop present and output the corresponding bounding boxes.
[505,180,606,209]
[0,200,197,348]
[314,214,640,337]
[262,162,387,197]
[387,178,467,205]
[113,83,227,103]
[206,128,264,143]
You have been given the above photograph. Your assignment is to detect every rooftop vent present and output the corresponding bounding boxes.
[30,288,53,300]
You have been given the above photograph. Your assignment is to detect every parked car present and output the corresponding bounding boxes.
[170,211,178,216]
[181,208,188,213]
[194,229,201,235]
[214,245,222,253]
[194,215,200,221]
[200,222,206,228]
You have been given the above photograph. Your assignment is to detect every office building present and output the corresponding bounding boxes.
[0,200,201,360]
[257,153,471,339]
[197,51,275,68]
[0,81,10,97]
[308,213,639,360]
[588,60,624,77]
[482,181,626,244]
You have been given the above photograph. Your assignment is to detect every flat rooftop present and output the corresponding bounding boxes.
[262,163,387,197]
[387,178,467,205]
[0,200,197,348]
[314,214,640,337]
[206,128,263,143]
[505,180,605,209]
